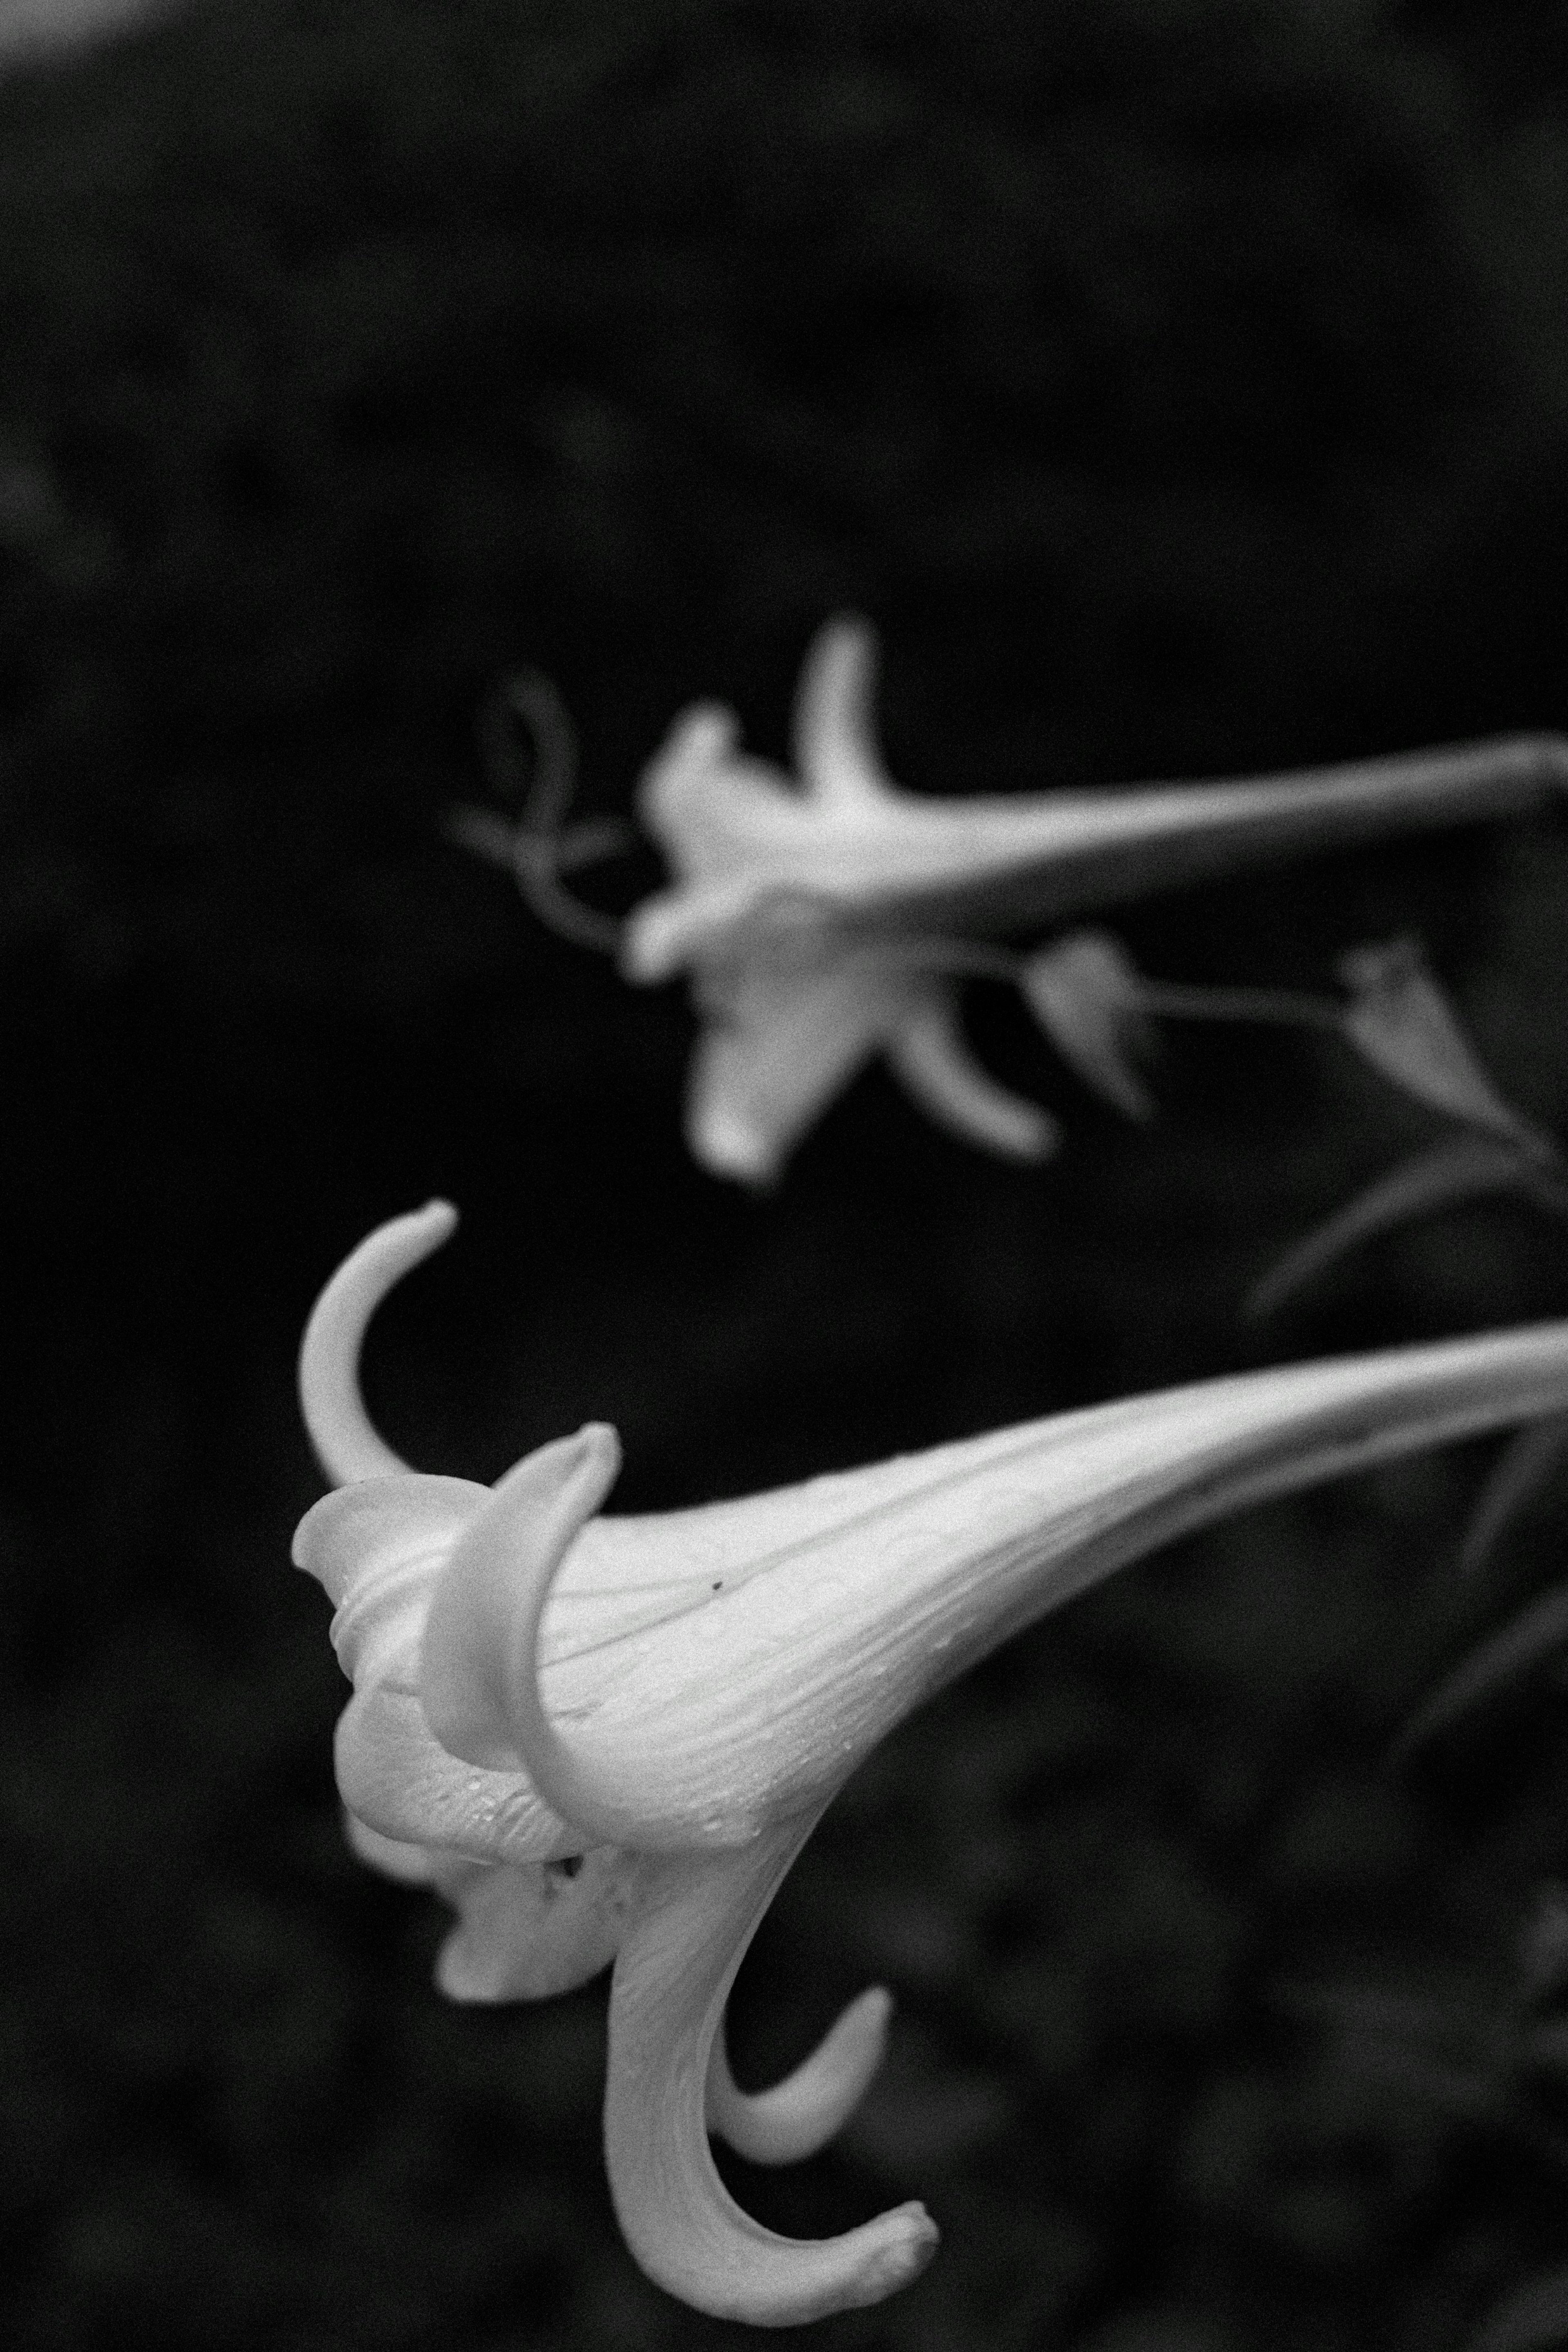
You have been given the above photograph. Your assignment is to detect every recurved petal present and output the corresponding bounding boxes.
[683,952,918,1185]
[420,1427,623,1771]
[886,988,1059,1162]
[298,1200,458,1485]
[430,1846,639,2003]
[793,615,898,811]
[293,1473,490,1684]
[606,1817,938,2324]
[708,1985,893,2165]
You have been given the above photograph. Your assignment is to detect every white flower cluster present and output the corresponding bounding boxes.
[296,621,1568,2322]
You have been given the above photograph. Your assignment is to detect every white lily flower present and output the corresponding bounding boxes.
[625,615,1566,1182]
[296,1203,1568,2324]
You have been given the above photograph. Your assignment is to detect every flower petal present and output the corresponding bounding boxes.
[420,1426,623,1771]
[1019,931,1158,1121]
[334,1683,574,1864]
[886,988,1059,1161]
[293,1473,489,1681]
[1339,936,1551,1155]
[298,1199,459,1484]
[793,615,898,811]
[684,953,918,1185]
[341,1807,439,1886]
[430,1846,639,2003]
[625,707,813,981]
[707,1985,893,2165]
[605,1817,938,2323]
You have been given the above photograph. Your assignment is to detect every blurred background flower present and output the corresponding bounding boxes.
[9,4,1568,2348]
[0,0,187,74]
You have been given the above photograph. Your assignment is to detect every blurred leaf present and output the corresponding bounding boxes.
[1399,1584,1568,1755]
[1467,2265,1568,2352]
[1247,1137,1532,1318]
[1522,2020,1568,2081]
[1460,1418,1568,1579]
[1018,930,1158,1121]
[1519,1885,1568,2009]
[1324,2040,1504,2129]
[1275,1981,1479,2046]
[1338,938,1551,1157]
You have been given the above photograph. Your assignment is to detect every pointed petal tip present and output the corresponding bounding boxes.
[500,1417,622,1496]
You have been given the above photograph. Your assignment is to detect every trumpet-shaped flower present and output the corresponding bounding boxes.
[624,615,1566,1181]
[296,1203,1568,2324]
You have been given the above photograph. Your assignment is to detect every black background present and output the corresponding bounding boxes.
[7,4,1568,2346]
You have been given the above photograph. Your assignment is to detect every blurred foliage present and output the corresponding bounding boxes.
[8,0,1568,2345]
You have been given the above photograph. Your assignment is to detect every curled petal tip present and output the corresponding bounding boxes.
[610,1833,938,2323]
[299,1203,460,1487]
[844,2204,940,2307]
[621,2190,940,2326]
[709,1984,893,2165]
[420,1425,622,1781]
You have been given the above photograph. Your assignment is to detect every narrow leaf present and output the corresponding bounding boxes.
[1247,1138,1532,1319]
[1467,2265,1568,2352]
[1460,1416,1568,1578]
[1398,1584,1568,1754]
[1274,1980,1474,2045]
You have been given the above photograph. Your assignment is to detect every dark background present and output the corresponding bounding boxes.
[7,2,1568,2345]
